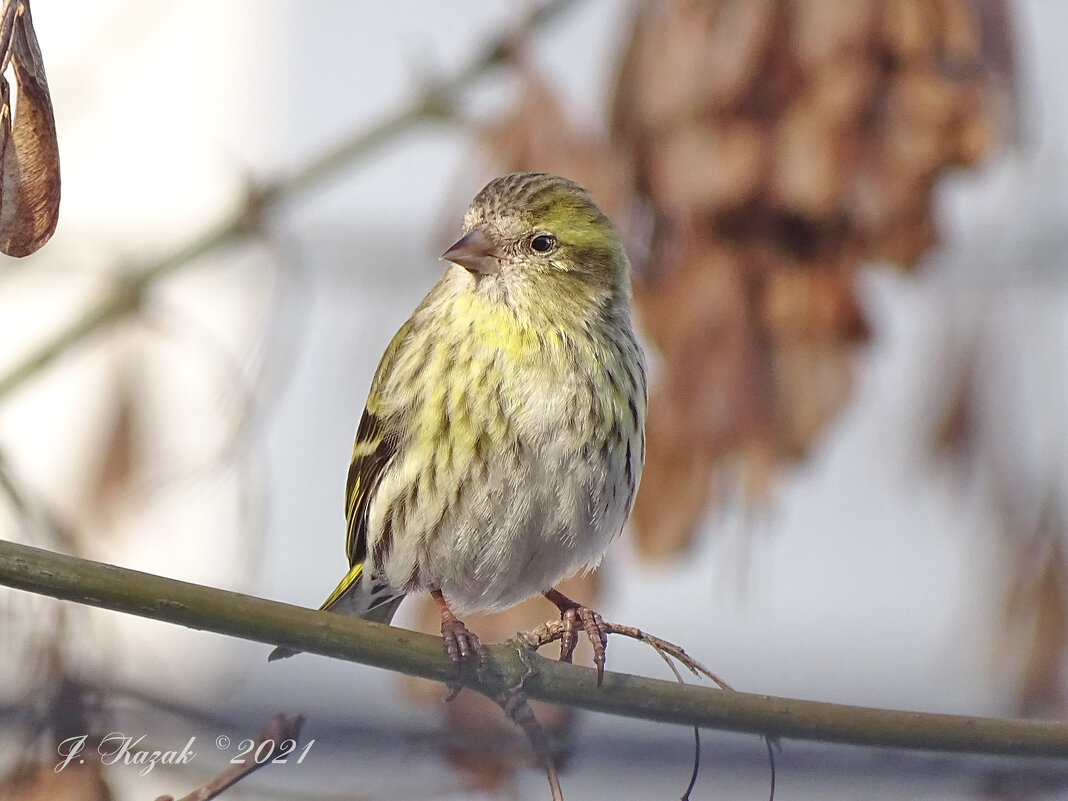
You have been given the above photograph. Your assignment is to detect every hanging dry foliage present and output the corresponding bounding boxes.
[0,0,59,258]
[611,0,1015,556]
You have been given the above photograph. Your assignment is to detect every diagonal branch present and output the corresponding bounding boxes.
[0,0,575,403]
[155,714,305,801]
[2,538,1068,759]
[494,642,564,801]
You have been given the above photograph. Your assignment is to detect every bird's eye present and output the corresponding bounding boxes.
[529,234,556,253]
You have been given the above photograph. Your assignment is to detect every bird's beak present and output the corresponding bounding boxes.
[441,227,501,275]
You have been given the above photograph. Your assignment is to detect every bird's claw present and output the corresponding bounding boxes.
[559,605,608,686]
[441,618,484,699]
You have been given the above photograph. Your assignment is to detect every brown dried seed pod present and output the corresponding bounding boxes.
[611,0,1014,550]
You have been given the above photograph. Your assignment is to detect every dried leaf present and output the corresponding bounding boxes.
[936,0,984,64]
[788,0,880,66]
[760,265,869,342]
[769,100,854,218]
[0,0,59,257]
[646,118,766,217]
[612,0,778,135]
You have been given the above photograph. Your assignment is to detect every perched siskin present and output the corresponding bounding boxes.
[270,172,647,681]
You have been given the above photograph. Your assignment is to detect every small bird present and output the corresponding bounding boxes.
[269,172,646,683]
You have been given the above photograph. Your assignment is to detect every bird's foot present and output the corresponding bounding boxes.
[432,589,483,699]
[440,616,483,666]
[544,588,609,685]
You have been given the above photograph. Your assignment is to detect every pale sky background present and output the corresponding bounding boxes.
[1,2,1068,800]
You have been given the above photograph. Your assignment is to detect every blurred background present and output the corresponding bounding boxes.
[0,1,1067,799]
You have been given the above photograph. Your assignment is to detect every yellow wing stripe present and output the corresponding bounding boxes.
[320,562,364,611]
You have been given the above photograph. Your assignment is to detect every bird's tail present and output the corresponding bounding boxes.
[267,562,404,661]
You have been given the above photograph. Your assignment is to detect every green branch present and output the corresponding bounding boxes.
[0,0,574,403]
[1,537,1067,758]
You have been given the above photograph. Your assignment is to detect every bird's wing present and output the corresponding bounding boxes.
[343,319,413,571]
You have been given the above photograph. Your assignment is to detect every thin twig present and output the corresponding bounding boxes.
[645,643,701,801]
[153,713,304,801]
[765,736,777,801]
[520,618,722,799]
[0,0,576,403]
[521,618,771,800]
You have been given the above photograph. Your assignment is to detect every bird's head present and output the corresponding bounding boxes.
[442,172,631,316]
